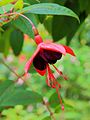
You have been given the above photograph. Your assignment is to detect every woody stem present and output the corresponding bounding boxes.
[1,59,25,81]
[43,99,56,120]
[0,12,38,35]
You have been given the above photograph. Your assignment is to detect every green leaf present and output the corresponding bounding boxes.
[14,0,23,10]
[0,4,13,14]
[0,29,12,56]
[79,0,87,12]
[42,116,51,120]
[12,14,35,39]
[19,3,79,22]
[0,27,4,32]
[0,32,3,52]
[44,16,53,34]
[23,0,39,5]
[49,92,62,108]
[0,0,14,6]
[0,80,43,107]
[74,15,90,46]
[52,16,79,43]
[3,29,12,56]
[38,15,46,23]
[86,0,90,14]
[28,64,37,74]
[10,29,24,56]
[78,16,90,46]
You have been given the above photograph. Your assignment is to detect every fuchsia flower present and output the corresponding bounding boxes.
[25,26,75,110]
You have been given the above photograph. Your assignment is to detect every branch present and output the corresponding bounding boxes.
[1,59,25,82]
[43,99,56,120]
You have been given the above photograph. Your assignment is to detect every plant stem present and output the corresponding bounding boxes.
[43,99,56,120]
[0,11,39,38]
[2,6,6,13]
[0,12,34,27]
[1,59,25,81]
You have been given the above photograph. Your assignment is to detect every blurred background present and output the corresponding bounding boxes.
[0,0,90,120]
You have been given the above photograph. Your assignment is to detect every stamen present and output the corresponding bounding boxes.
[46,78,51,87]
[47,65,55,88]
[47,65,64,109]
[46,70,51,87]
[52,64,68,80]
[47,65,56,88]
[55,82,63,108]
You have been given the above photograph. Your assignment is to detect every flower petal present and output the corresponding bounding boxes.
[24,45,41,73]
[63,45,75,56]
[39,42,66,55]
[33,53,47,71]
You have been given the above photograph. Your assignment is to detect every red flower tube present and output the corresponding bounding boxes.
[25,26,75,110]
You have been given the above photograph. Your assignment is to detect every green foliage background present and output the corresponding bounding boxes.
[0,0,90,120]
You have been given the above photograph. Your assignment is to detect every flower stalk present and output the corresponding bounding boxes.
[43,99,56,120]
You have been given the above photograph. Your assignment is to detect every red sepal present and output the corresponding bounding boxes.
[35,68,47,76]
[63,45,75,56]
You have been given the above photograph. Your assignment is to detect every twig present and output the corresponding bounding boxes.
[0,12,34,28]
[0,12,38,36]
[1,59,25,81]
[2,6,6,13]
[43,99,56,120]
